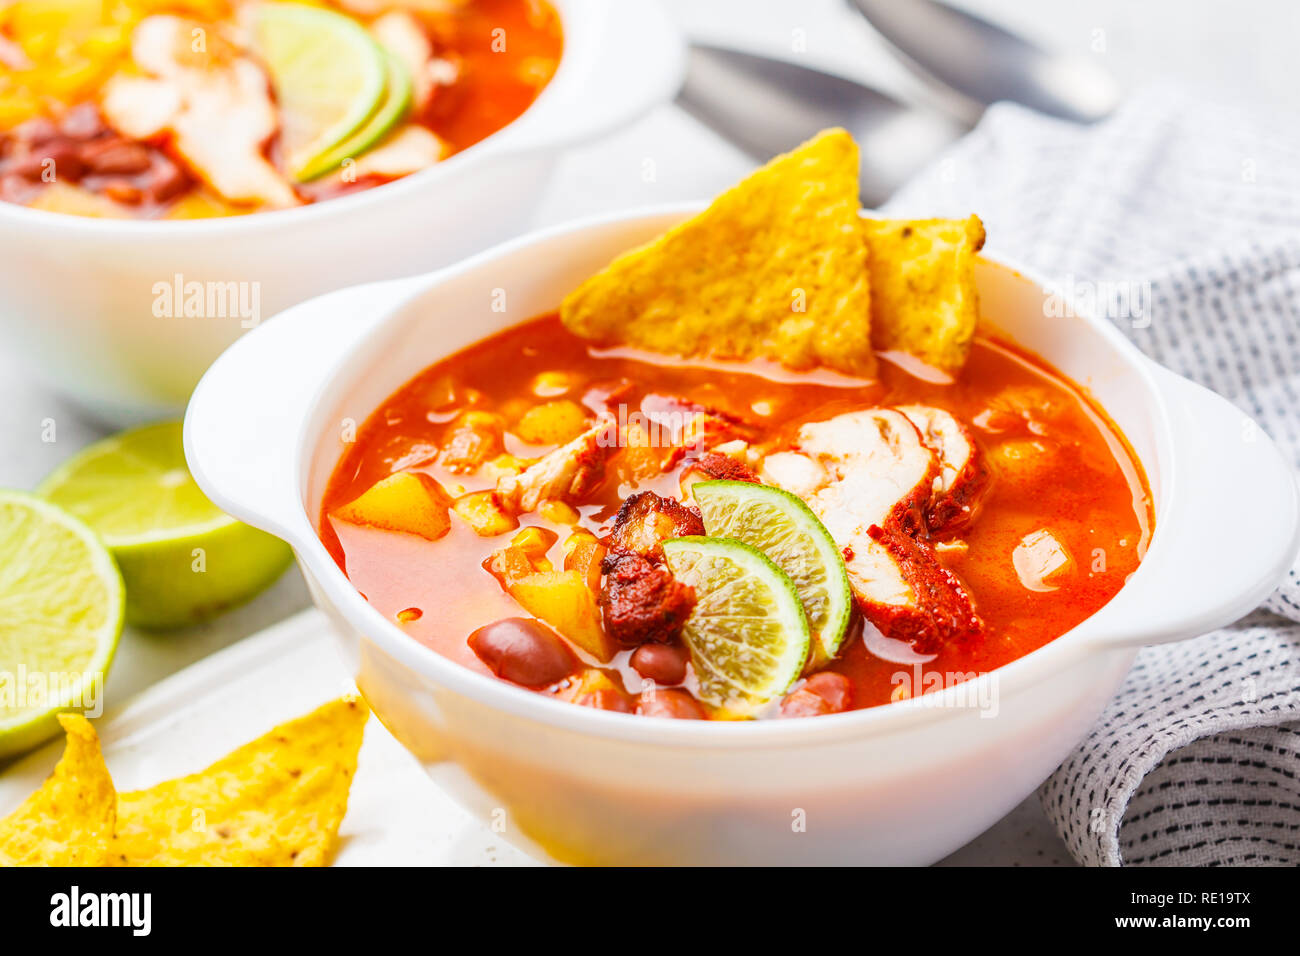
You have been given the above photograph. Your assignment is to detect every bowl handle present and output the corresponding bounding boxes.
[495,0,686,154]
[184,277,421,545]
[1085,365,1300,648]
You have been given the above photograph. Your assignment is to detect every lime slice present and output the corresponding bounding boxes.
[296,49,413,182]
[692,480,853,661]
[662,537,810,716]
[0,491,123,758]
[251,2,389,182]
[38,422,293,630]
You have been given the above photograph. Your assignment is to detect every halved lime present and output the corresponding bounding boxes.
[692,480,853,661]
[0,491,123,758]
[296,48,413,182]
[251,2,389,182]
[662,537,810,716]
[38,422,293,630]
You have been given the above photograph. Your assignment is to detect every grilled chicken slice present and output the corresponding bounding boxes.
[761,408,981,652]
[599,492,703,645]
[606,491,704,559]
[640,394,759,452]
[497,419,616,512]
[600,550,696,646]
[102,15,298,208]
[897,404,989,535]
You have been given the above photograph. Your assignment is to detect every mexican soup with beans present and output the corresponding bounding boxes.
[319,130,1153,721]
[0,0,561,218]
[321,316,1151,719]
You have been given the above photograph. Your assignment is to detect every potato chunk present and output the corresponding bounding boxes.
[508,570,617,662]
[514,399,589,445]
[332,472,450,540]
[451,490,518,537]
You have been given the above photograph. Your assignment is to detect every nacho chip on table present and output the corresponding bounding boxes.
[0,714,116,866]
[862,214,986,376]
[112,696,368,867]
[561,128,876,378]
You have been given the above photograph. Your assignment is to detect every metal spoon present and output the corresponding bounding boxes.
[677,44,967,206]
[847,0,1120,123]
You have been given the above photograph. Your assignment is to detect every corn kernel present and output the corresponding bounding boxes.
[539,499,580,525]
[530,371,573,397]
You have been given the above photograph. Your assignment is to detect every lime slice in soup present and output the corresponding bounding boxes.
[692,480,853,661]
[662,537,810,717]
[295,48,413,182]
[251,2,389,182]
[38,422,293,630]
[0,491,124,758]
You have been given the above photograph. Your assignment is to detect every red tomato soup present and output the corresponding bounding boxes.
[321,313,1153,717]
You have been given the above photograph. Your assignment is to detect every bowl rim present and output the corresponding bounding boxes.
[274,203,1174,749]
[0,0,611,239]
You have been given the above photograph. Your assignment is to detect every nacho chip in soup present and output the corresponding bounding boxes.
[560,128,877,378]
[863,215,986,376]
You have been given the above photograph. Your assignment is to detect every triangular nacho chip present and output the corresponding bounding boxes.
[562,128,876,377]
[863,215,986,375]
[112,696,368,867]
[0,714,116,866]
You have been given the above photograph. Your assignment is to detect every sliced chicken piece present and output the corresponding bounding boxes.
[102,16,298,208]
[599,492,702,646]
[640,394,759,453]
[370,11,436,111]
[599,550,696,646]
[679,450,760,497]
[351,126,446,180]
[605,491,704,559]
[761,408,981,652]
[497,419,616,513]
[897,404,990,535]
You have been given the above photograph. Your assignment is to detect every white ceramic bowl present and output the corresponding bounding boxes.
[0,0,683,426]
[185,207,1300,865]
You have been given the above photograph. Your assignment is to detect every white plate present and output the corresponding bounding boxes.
[0,610,543,867]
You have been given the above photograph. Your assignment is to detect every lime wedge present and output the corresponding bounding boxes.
[662,537,810,716]
[295,49,413,182]
[251,2,388,182]
[692,479,853,661]
[0,491,123,758]
[38,422,293,630]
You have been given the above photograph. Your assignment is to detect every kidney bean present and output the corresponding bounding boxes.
[780,672,854,719]
[82,140,152,176]
[468,617,577,688]
[630,642,688,686]
[638,688,706,720]
[143,156,193,204]
[9,117,57,149]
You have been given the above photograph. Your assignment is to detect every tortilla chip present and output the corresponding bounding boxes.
[0,714,116,866]
[862,215,986,375]
[112,696,368,867]
[561,128,875,377]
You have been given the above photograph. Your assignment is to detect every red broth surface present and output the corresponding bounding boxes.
[321,313,1153,714]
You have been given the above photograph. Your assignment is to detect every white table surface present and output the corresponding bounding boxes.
[2,0,1288,865]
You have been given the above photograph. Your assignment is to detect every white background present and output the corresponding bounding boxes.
[1,0,1290,865]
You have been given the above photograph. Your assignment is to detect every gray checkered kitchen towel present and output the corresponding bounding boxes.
[884,85,1300,866]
